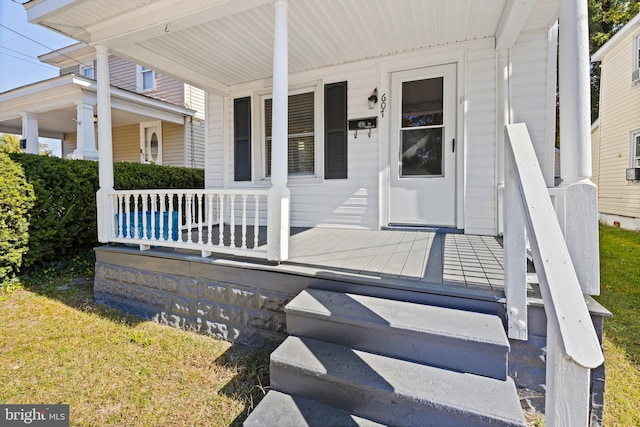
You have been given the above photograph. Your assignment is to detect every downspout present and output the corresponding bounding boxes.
[497,49,512,235]
[190,116,195,168]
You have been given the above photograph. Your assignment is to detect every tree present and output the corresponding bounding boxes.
[589,0,640,121]
[0,134,21,154]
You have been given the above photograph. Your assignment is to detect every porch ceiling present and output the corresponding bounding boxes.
[27,0,559,94]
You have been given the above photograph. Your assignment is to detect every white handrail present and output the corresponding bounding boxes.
[105,188,269,259]
[505,123,604,424]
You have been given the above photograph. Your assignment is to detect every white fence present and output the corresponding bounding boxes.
[106,189,269,259]
[504,123,604,425]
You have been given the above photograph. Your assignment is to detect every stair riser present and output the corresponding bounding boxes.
[287,314,509,380]
[270,362,523,427]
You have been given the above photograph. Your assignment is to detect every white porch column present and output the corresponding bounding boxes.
[21,112,39,154]
[96,44,114,243]
[71,100,99,160]
[557,0,599,295]
[267,0,290,261]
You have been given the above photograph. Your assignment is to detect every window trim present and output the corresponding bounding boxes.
[80,64,94,79]
[254,81,324,184]
[631,130,640,169]
[136,65,156,92]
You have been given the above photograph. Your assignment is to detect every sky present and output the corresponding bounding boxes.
[0,0,75,92]
[1,0,77,155]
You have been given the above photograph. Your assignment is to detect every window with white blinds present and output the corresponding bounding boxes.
[264,91,315,176]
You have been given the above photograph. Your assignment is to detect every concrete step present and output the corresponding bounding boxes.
[244,390,387,427]
[270,336,526,427]
[286,288,510,380]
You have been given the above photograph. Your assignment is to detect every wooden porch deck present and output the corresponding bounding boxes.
[166,226,508,301]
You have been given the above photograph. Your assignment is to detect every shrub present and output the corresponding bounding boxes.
[8,154,204,268]
[0,152,35,284]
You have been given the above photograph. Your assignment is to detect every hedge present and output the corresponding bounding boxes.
[0,153,35,283]
[7,154,204,268]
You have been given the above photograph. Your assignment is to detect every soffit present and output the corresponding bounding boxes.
[29,0,560,92]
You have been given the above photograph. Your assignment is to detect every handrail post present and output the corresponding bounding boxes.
[545,306,592,425]
[504,131,528,340]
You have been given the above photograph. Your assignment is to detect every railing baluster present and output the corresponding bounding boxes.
[117,194,124,238]
[230,194,236,248]
[207,193,214,246]
[218,194,225,247]
[150,193,156,241]
[254,194,260,250]
[186,193,193,243]
[178,193,184,242]
[197,193,204,244]
[158,193,166,241]
[168,193,175,241]
[241,194,248,249]
[127,193,133,239]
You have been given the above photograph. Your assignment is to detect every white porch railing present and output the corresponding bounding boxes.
[105,189,269,259]
[504,123,604,425]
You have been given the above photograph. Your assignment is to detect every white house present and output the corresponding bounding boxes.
[591,13,640,230]
[23,1,606,425]
[0,42,206,168]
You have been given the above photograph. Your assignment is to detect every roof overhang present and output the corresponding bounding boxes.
[0,74,195,137]
[25,0,560,96]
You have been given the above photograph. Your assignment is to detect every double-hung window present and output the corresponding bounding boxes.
[232,81,347,182]
[80,64,94,79]
[264,91,315,177]
[137,65,155,92]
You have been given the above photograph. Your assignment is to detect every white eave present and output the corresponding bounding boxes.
[591,12,640,62]
[39,42,96,68]
[24,0,560,96]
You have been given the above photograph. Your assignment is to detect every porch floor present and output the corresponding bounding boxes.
[159,226,510,301]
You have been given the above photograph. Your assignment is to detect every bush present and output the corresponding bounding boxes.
[8,154,204,268]
[0,153,35,284]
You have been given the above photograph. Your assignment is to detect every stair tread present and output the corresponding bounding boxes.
[244,390,387,427]
[286,289,509,347]
[271,336,526,426]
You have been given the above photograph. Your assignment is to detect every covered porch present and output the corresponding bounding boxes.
[28,0,605,423]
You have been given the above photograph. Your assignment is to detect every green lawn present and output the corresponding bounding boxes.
[0,259,268,426]
[597,225,640,426]
[1,225,639,426]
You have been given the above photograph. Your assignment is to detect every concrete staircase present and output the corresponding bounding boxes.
[244,288,526,427]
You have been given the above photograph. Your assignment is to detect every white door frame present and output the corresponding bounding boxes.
[140,121,162,164]
[377,50,465,230]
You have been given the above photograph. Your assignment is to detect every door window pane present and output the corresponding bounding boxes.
[400,128,443,176]
[402,78,443,127]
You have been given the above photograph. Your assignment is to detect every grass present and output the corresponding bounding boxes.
[0,256,269,426]
[2,225,640,425]
[597,224,640,426]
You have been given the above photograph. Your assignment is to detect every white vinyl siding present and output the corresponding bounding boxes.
[112,124,140,163]
[205,94,224,189]
[464,43,497,235]
[596,28,640,218]
[206,37,554,233]
[161,121,185,167]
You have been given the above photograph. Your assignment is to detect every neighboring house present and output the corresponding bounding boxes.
[0,42,206,168]
[591,13,640,230]
[24,1,605,425]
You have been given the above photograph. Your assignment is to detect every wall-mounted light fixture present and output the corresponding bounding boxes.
[368,88,378,109]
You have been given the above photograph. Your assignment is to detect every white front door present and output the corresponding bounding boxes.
[140,122,162,164]
[389,64,457,227]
